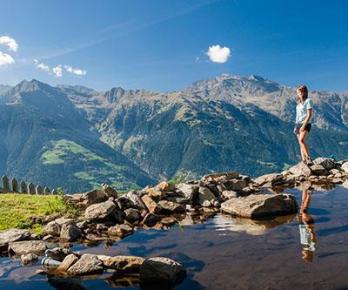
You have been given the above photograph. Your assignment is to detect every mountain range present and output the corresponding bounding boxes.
[0,74,347,192]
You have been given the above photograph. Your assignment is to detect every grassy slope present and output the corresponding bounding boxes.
[40,139,141,191]
[0,194,78,234]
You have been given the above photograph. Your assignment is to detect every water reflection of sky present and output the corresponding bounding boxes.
[1,185,348,289]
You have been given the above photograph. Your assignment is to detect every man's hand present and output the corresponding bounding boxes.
[300,126,305,132]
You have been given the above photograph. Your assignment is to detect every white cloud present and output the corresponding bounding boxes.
[206,44,231,63]
[33,59,86,78]
[0,51,15,66]
[63,65,87,76]
[33,59,50,72]
[0,36,18,52]
[52,65,63,77]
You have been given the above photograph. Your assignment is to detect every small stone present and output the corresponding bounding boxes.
[202,200,211,207]
[45,247,71,261]
[101,184,118,198]
[108,224,133,238]
[221,190,238,199]
[21,253,38,265]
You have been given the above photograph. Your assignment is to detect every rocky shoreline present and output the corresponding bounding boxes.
[0,157,347,287]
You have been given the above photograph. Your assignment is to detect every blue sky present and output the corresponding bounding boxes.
[0,0,348,92]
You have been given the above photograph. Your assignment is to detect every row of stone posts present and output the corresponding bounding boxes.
[1,175,58,195]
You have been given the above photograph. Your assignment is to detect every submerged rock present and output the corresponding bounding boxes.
[140,257,186,285]
[221,193,298,219]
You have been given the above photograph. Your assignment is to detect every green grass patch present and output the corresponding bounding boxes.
[41,139,104,165]
[0,194,79,235]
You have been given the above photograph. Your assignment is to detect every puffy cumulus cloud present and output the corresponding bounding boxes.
[206,44,231,63]
[33,59,87,78]
[0,51,15,66]
[52,65,63,78]
[0,36,19,52]
[64,65,87,76]
[33,59,50,72]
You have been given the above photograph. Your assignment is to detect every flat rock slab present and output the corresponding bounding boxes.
[8,240,47,256]
[221,193,298,219]
[0,229,31,250]
[97,255,144,273]
[66,254,103,276]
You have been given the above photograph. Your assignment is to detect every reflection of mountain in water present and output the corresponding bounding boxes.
[212,214,296,235]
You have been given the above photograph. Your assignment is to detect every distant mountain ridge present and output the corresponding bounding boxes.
[0,74,347,192]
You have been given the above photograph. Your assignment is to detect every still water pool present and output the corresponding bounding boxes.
[1,185,348,290]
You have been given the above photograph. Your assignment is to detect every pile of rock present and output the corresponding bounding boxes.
[254,157,348,188]
[41,248,186,287]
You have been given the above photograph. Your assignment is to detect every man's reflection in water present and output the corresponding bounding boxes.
[298,187,317,262]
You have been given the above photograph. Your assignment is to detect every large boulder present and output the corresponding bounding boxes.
[313,157,336,170]
[56,253,79,273]
[197,186,216,206]
[253,173,284,187]
[85,200,116,221]
[0,229,31,252]
[342,162,348,174]
[60,224,82,242]
[97,255,144,273]
[8,240,47,256]
[124,208,141,223]
[125,191,147,210]
[221,193,298,219]
[81,189,108,205]
[66,254,103,276]
[140,257,186,285]
[309,164,329,176]
[141,195,162,214]
[175,183,199,203]
[289,162,312,177]
[44,221,61,236]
